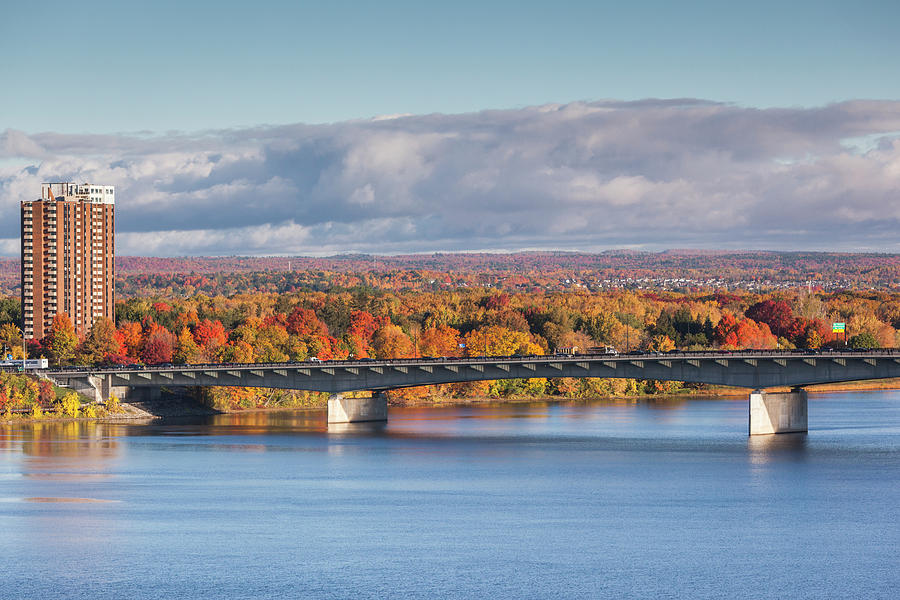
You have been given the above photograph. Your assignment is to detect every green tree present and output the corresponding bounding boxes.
[848,332,878,349]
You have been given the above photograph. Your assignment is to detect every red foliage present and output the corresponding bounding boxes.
[264,314,287,328]
[483,293,510,310]
[141,329,176,365]
[286,307,329,337]
[152,301,172,313]
[100,353,132,366]
[745,300,795,338]
[712,292,743,307]
[348,310,382,341]
[117,322,143,358]
[789,318,834,348]
[715,313,777,349]
[38,380,55,407]
[193,319,226,348]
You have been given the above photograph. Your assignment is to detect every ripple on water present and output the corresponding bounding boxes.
[23,497,119,503]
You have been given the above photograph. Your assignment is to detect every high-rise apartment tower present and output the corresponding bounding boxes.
[21,183,115,340]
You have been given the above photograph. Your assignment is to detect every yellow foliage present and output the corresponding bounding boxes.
[106,394,122,414]
[648,334,676,352]
[464,325,543,357]
[61,392,81,418]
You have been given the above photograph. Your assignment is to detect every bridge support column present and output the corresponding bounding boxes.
[749,388,807,435]
[327,392,388,424]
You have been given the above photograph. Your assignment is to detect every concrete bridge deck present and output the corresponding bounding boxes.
[32,349,900,393]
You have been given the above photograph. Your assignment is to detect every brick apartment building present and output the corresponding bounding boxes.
[21,183,115,340]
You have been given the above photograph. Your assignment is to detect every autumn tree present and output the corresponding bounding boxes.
[745,300,794,338]
[78,317,123,364]
[345,310,384,358]
[38,379,55,407]
[418,325,460,357]
[225,340,255,363]
[44,313,78,366]
[714,313,777,349]
[193,319,227,351]
[253,322,290,362]
[117,321,144,359]
[286,307,328,337]
[463,325,543,357]
[175,328,201,364]
[647,334,676,352]
[141,328,177,365]
[579,312,619,345]
[371,324,415,359]
[0,323,24,359]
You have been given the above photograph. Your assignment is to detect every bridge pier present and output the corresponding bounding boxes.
[327,392,389,423]
[749,388,808,435]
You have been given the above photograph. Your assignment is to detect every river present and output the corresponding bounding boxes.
[2,391,898,599]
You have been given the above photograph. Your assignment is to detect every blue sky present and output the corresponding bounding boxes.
[3,0,899,133]
[1,1,899,256]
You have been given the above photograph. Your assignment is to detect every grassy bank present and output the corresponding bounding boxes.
[0,371,117,423]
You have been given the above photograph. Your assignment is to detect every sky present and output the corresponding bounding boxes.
[1,0,899,256]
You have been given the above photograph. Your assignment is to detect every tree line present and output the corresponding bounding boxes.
[2,287,896,409]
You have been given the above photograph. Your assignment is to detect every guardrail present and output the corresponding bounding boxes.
[19,347,900,377]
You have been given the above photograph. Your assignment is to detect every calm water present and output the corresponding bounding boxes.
[1,391,898,599]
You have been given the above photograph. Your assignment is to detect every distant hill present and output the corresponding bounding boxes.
[2,251,899,297]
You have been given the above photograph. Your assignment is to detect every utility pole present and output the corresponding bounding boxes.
[19,326,26,371]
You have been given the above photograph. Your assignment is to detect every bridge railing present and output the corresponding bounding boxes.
[16,346,900,376]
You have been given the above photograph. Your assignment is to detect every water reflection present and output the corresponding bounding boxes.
[327,421,389,435]
[0,421,123,461]
[747,432,808,464]
[209,409,325,432]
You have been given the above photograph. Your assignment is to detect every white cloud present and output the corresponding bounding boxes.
[2,99,900,255]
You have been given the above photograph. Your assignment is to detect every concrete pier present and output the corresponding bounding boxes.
[749,388,808,435]
[327,392,388,423]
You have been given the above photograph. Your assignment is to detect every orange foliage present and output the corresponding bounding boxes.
[419,325,460,357]
[117,322,144,359]
[715,314,777,349]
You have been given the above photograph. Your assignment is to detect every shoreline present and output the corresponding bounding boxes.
[4,379,899,424]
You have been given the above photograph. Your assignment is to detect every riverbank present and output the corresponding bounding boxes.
[5,378,899,423]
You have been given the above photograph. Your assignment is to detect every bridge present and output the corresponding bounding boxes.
[38,349,900,435]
